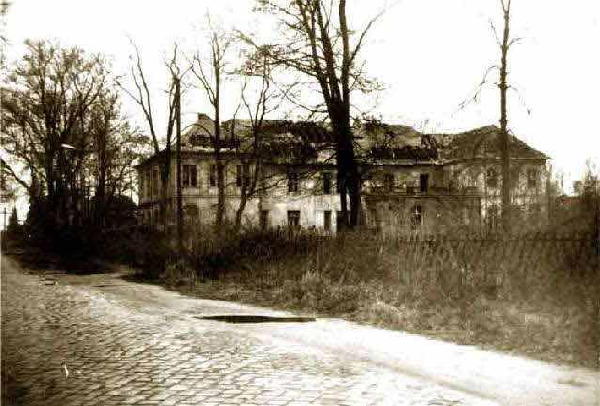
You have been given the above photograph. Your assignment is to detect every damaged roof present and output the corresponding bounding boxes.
[137,116,548,168]
[435,125,548,161]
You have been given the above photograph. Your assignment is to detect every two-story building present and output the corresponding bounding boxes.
[136,114,549,233]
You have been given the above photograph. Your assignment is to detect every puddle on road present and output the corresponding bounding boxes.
[197,315,316,324]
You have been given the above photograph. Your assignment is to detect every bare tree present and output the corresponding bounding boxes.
[498,0,514,231]
[251,0,383,229]
[231,45,279,230]
[190,22,233,229]
[120,43,180,229]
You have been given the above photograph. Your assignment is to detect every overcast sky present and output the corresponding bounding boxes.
[4,0,600,191]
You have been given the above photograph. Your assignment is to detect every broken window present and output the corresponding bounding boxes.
[323,210,332,231]
[420,173,429,193]
[183,165,198,188]
[486,168,498,188]
[287,210,301,227]
[288,172,299,193]
[322,172,332,195]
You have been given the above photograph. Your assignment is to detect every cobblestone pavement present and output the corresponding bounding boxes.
[1,257,595,406]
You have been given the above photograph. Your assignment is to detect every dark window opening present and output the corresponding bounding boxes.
[420,173,429,193]
[236,165,243,187]
[323,210,332,231]
[322,172,332,194]
[288,172,299,193]
[287,210,301,227]
[183,165,198,187]
[235,164,250,188]
[336,210,344,229]
[486,168,498,188]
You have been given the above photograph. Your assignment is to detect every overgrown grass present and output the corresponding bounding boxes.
[159,228,599,369]
[77,223,599,369]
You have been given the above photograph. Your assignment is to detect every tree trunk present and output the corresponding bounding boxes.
[333,111,361,229]
[214,65,226,230]
[500,1,511,233]
[175,78,183,251]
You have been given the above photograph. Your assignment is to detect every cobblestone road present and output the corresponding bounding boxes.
[1,256,593,405]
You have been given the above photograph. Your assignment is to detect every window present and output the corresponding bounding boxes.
[336,210,344,229]
[486,168,498,188]
[236,164,250,188]
[420,173,429,193]
[183,165,198,187]
[322,172,332,194]
[209,164,217,187]
[486,205,499,229]
[410,205,423,229]
[527,168,539,188]
[288,172,299,193]
[323,210,332,231]
[260,210,269,230]
[287,210,301,227]
[384,173,395,192]
[236,165,243,187]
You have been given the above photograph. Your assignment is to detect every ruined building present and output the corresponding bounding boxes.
[136,114,549,233]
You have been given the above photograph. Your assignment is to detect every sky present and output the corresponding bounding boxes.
[3,0,600,194]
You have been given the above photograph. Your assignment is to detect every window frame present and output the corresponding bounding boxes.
[419,173,429,193]
[322,172,332,195]
[182,164,198,188]
[527,168,539,188]
[288,171,300,194]
[287,210,301,227]
[323,210,332,231]
[486,167,499,188]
